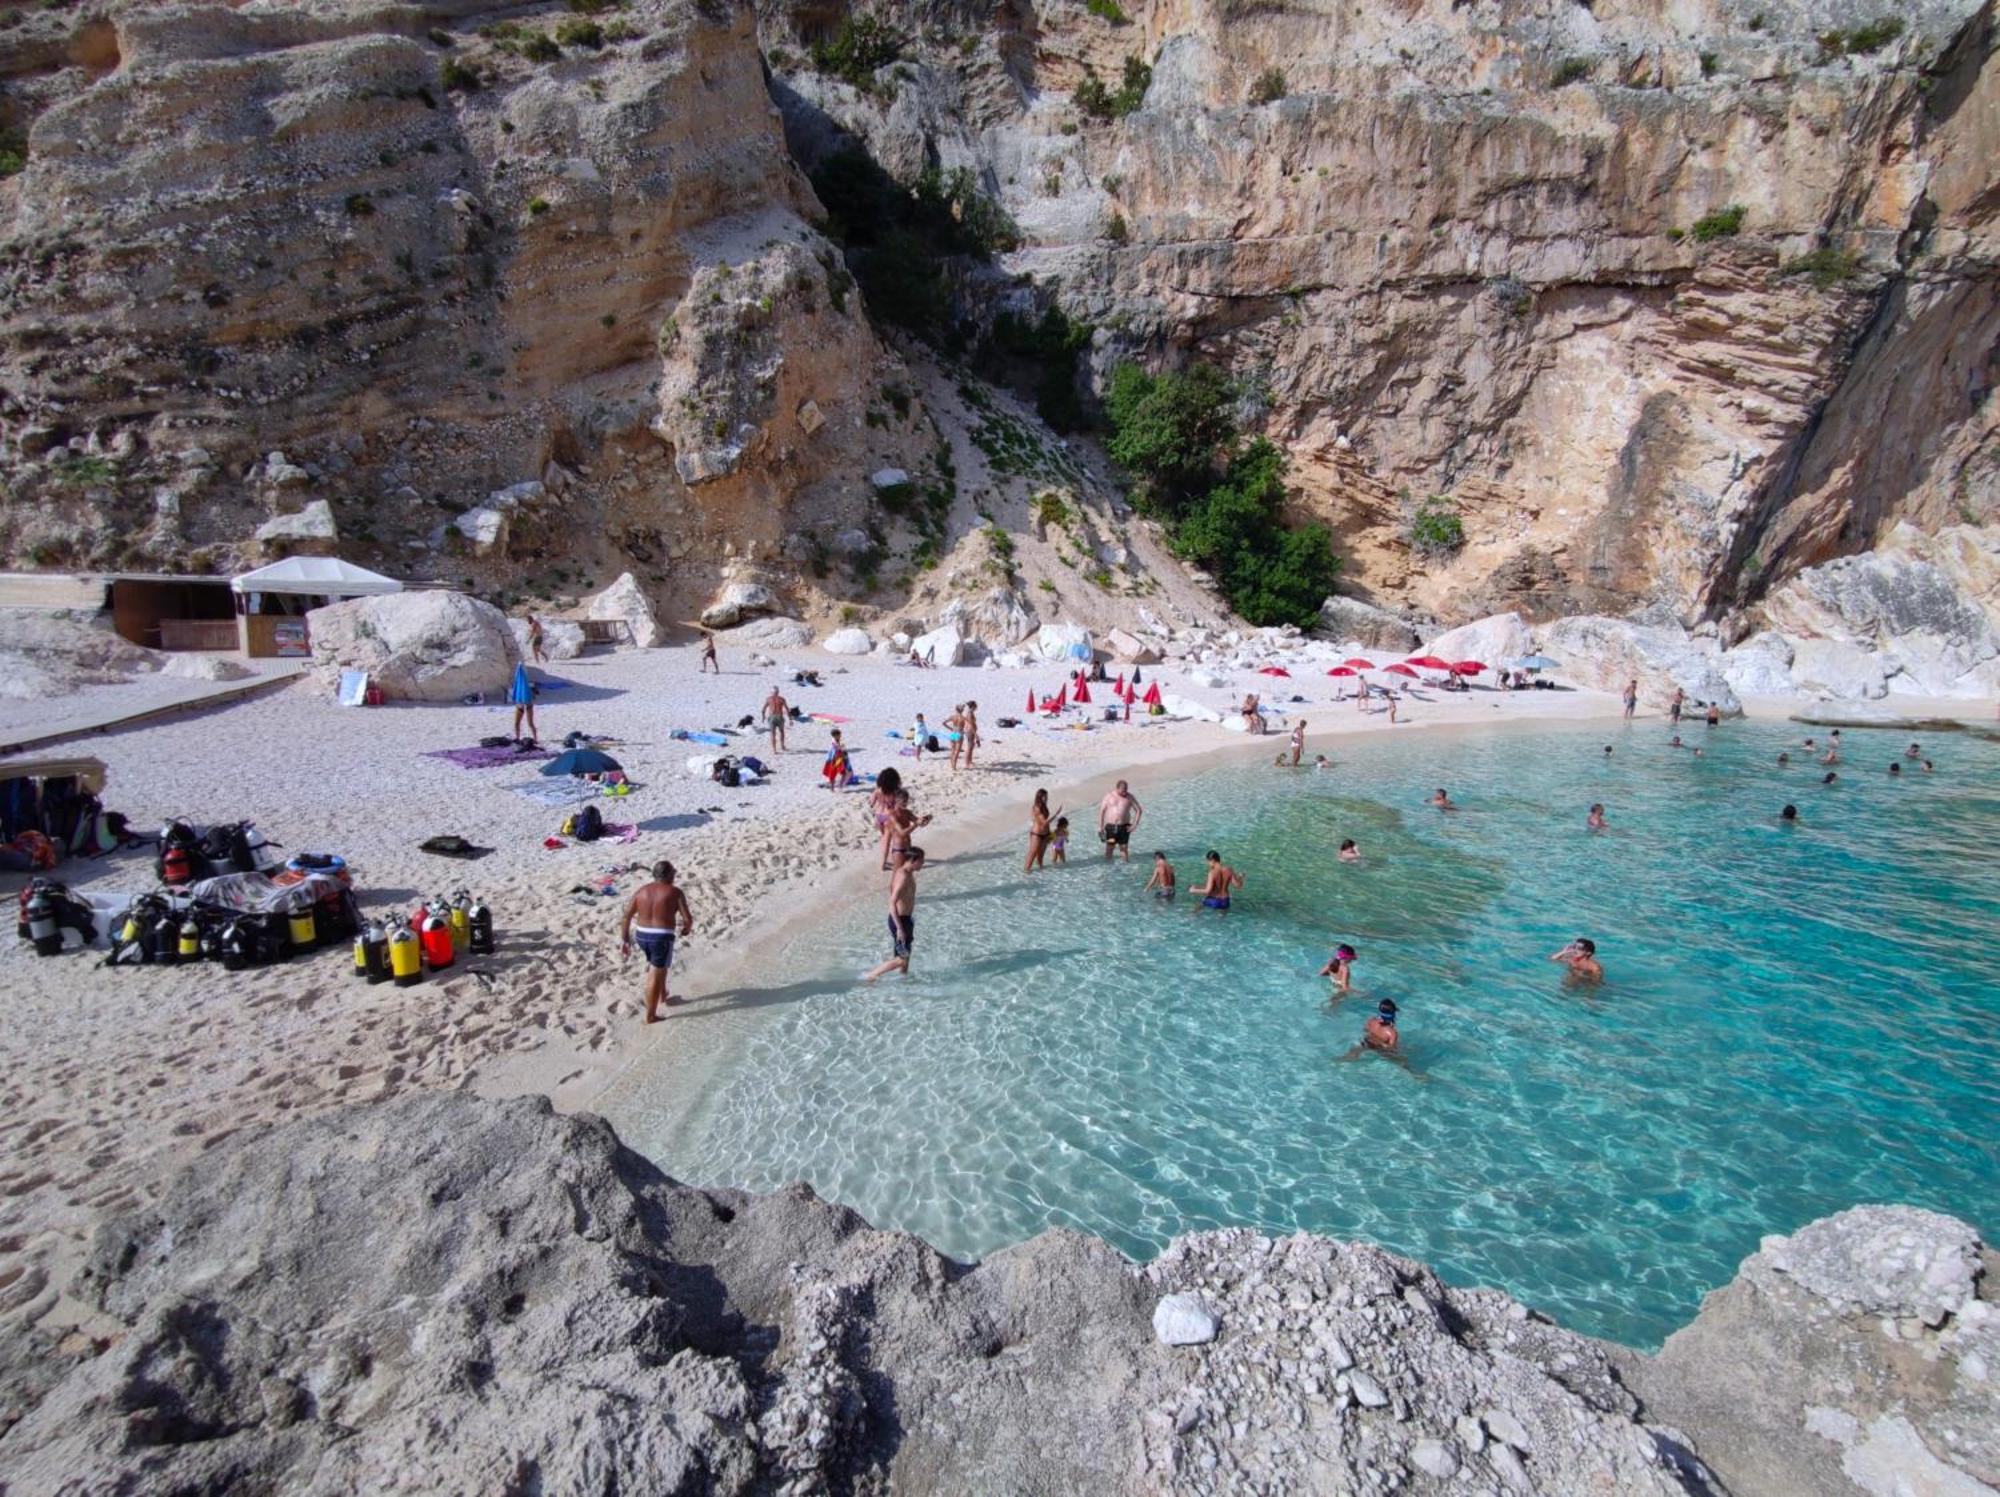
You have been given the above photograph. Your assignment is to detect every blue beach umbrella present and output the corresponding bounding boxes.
[541,747,622,777]
[1511,654,1561,672]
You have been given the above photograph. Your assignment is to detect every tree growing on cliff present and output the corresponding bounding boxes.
[1105,363,1340,627]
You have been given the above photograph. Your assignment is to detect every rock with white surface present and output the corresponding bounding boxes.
[584,572,663,648]
[822,627,874,656]
[1152,1294,1219,1347]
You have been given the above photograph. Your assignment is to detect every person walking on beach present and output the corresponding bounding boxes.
[1144,850,1176,900]
[1289,719,1306,767]
[863,846,925,982]
[621,860,694,1024]
[763,686,789,756]
[1319,942,1357,995]
[526,614,549,665]
[1622,679,1637,719]
[1192,851,1243,912]
[870,766,902,867]
[700,629,719,674]
[821,729,853,790]
[509,661,538,742]
[1098,780,1143,862]
[1025,789,1057,872]
[1549,938,1603,983]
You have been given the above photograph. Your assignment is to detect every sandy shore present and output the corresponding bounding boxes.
[0,639,1630,1333]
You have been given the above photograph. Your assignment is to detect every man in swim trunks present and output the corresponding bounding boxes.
[1339,1000,1405,1064]
[1668,687,1684,725]
[1622,679,1637,719]
[762,686,789,756]
[863,846,925,982]
[621,860,694,1023]
[1549,937,1603,983]
[1193,850,1243,912]
[1144,850,1176,900]
[1098,779,1143,862]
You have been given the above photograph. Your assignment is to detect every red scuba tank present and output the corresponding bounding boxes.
[420,909,455,970]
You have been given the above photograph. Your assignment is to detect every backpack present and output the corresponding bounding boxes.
[711,756,741,789]
[572,804,604,843]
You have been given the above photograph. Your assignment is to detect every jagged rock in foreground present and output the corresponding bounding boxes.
[0,1096,1986,1495]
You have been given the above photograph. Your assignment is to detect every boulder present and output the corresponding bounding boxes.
[1105,628,1162,664]
[1423,612,1533,670]
[1717,632,1796,698]
[161,653,254,682]
[510,617,585,662]
[1317,596,1422,653]
[306,590,519,702]
[823,627,873,655]
[1537,616,1741,713]
[911,623,968,666]
[1764,545,1999,695]
[0,609,164,698]
[721,615,814,649]
[584,573,663,648]
[1034,623,1093,663]
[1152,1294,1218,1347]
[871,467,911,491]
[701,580,778,630]
[955,587,1040,646]
[253,498,338,558]
[453,481,546,558]
[1788,637,1889,699]
[1158,693,1225,722]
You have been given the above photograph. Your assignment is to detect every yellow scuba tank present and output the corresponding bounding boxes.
[449,893,471,955]
[176,917,201,962]
[389,923,422,987]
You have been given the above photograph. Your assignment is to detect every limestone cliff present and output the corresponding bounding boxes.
[756,0,2000,629]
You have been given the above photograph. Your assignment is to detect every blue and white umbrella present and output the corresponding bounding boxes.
[1510,654,1561,672]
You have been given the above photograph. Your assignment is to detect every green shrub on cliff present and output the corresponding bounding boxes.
[1690,204,1746,241]
[1778,246,1861,288]
[0,125,26,178]
[1408,495,1465,557]
[1250,67,1287,104]
[1075,55,1152,120]
[1818,18,1903,57]
[812,13,902,89]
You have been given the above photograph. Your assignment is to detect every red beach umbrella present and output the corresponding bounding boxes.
[1055,684,1068,710]
[1115,673,1127,697]
[1453,661,1487,675]
[1342,657,1376,670]
[1142,681,1163,706]
[1383,663,1419,678]
[1407,655,1451,670]
[1257,666,1291,678]
[1327,667,1357,678]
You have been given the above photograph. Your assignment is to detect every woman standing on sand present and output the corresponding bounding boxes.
[1025,788,1058,873]
[871,766,903,867]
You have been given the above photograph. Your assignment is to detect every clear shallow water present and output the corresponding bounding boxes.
[610,719,2000,1348]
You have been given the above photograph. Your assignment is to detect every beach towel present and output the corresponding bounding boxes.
[509,663,533,706]
[426,744,557,770]
[808,713,851,724]
[512,779,602,808]
[601,822,641,844]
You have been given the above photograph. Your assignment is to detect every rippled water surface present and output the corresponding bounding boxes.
[609,718,2000,1347]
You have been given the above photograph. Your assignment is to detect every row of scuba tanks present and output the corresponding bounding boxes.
[108,885,363,970]
[352,892,494,987]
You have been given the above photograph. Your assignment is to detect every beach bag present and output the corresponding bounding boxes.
[740,756,769,776]
[572,804,604,843]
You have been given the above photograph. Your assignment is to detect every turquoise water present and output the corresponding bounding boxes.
[611,719,2000,1349]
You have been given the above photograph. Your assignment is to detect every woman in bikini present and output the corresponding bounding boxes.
[870,766,904,868]
[887,789,929,875]
[1025,788,1059,873]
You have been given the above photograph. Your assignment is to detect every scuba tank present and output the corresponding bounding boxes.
[353,923,372,980]
[468,895,494,955]
[420,902,455,970]
[176,917,202,963]
[221,918,253,972]
[363,922,390,984]
[389,922,422,987]
[449,891,471,955]
[288,900,317,952]
[25,885,60,956]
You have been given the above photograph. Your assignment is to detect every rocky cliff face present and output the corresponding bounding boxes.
[0,1093,1989,1494]
[2,0,1995,651]
[758,0,2000,631]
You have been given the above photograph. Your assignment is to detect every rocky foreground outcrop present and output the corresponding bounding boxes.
[0,1095,1990,1495]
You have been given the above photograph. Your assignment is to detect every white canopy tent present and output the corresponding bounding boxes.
[230,557,403,599]
[230,558,402,658]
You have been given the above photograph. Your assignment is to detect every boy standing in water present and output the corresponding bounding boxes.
[1550,938,1604,983]
[1192,851,1243,912]
[1144,850,1176,900]
[863,847,925,982]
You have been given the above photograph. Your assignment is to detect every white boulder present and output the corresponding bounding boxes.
[1424,612,1532,669]
[306,590,520,702]
[161,653,254,682]
[1105,628,1162,664]
[1035,623,1093,662]
[1152,1294,1218,1347]
[870,467,911,491]
[511,617,585,661]
[254,499,338,557]
[701,580,778,629]
[1158,693,1225,723]
[721,616,814,649]
[1789,637,1889,699]
[1764,542,2000,695]
[585,572,663,648]
[1718,632,1796,697]
[823,627,874,656]
[958,587,1040,646]
[1537,616,1741,714]
[911,623,968,666]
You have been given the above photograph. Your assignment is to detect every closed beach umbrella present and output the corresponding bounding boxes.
[541,747,622,777]
[1383,663,1419,678]
[1511,653,1561,672]
[1407,655,1451,670]
[1026,687,1036,713]
[1074,678,1092,704]
[1341,657,1376,670]
[1142,681,1163,706]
